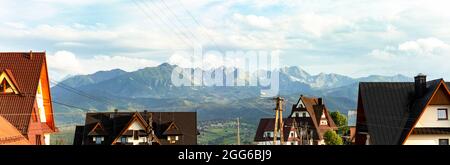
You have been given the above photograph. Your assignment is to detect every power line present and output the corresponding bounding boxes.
[145,0,200,45]
[158,0,202,44]
[173,0,226,53]
[134,0,197,49]
[132,0,193,50]
[50,80,115,106]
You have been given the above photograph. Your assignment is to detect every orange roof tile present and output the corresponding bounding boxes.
[0,115,30,145]
[0,52,46,134]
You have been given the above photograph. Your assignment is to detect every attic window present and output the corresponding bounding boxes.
[167,135,179,144]
[320,120,328,126]
[1,79,14,94]
[0,70,20,94]
[438,109,448,120]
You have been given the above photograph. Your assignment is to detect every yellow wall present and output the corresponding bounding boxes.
[415,105,450,128]
[404,135,450,145]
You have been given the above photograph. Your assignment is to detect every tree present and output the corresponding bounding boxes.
[323,130,343,145]
[330,111,348,135]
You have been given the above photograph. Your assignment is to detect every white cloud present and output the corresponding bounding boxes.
[233,13,273,30]
[296,13,350,37]
[2,0,450,79]
[168,51,247,69]
[366,37,450,79]
[398,38,450,55]
[47,50,159,80]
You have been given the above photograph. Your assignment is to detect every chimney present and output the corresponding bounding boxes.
[318,97,323,105]
[414,73,427,98]
[110,109,119,119]
[24,50,33,60]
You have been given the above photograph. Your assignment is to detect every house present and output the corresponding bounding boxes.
[347,110,357,143]
[0,52,57,145]
[73,110,197,145]
[355,74,450,145]
[254,95,337,145]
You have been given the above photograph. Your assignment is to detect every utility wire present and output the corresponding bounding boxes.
[132,0,193,50]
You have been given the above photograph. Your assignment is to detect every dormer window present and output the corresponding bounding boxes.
[0,69,20,94]
[167,135,179,144]
[1,79,14,94]
[320,120,328,125]
[93,136,104,144]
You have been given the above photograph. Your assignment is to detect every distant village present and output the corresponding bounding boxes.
[1,52,449,145]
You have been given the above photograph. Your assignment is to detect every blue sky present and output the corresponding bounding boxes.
[1,0,450,80]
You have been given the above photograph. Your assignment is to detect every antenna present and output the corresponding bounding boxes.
[237,117,240,145]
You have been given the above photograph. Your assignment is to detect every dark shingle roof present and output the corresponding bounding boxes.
[412,128,450,134]
[254,118,295,142]
[358,79,447,145]
[0,52,46,134]
[75,111,197,145]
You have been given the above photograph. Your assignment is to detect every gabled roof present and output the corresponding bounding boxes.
[254,118,296,142]
[0,52,49,134]
[162,122,183,135]
[255,96,338,142]
[295,96,337,133]
[75,111,197,145]
[88,122,108,136]
[357,79,450,145]
[111,112,149,144]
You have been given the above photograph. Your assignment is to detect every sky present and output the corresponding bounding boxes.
[1,0,450,80]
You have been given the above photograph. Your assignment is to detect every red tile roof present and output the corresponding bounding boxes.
[0,52,46,134]
[0,115,30,145]
[254,96,338,142]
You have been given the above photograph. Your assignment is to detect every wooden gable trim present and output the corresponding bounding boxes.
[111,112,148,145]
[402,80,450,144]
[323,107,338,129]
[88,122,104,134]
[39,56,56,131]
[164,122,179,133]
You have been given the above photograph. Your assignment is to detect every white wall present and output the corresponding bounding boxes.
[36,80,46,123]
[404,135,450,145]
[114,120,147,145]
[291,111,310,118]
[44,133,50,145]
[415,105,450,128]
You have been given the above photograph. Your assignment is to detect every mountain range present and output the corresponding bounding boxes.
[51,63,412,126]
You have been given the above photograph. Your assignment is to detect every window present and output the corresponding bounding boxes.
[1,79,14,94]
[290,132,294,137]
[133,130,139,140]
[95,136,103,144]
[302,112,306,118]
[439,139,449,145]
[121,136,127,143]
[438,109,448,120]
[320,120,328,125]
[36,135,42,145]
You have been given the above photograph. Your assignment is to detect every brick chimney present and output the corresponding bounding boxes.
[318,97,323,105]
[414,73,427,98]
